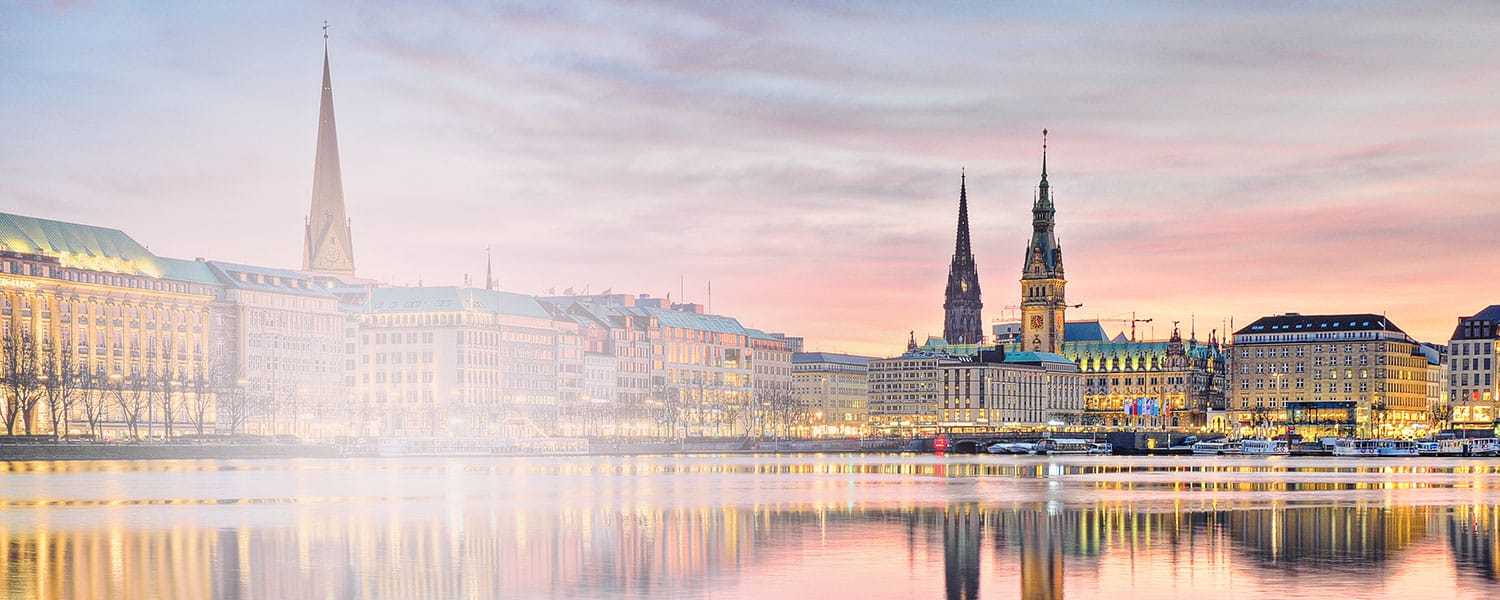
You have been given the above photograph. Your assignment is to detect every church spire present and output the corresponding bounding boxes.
[303,22,357,275]
[485,246,495,291]
[943,169,983,345]
[954,167,971,257]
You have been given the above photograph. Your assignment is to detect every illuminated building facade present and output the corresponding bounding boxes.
[868,337,956,436]
[1230,313,1437,439]
[1020,132,1067,354]
[349,286,570,438]
[748,328,795,434]
[0,212,221,438]
[791,352,873,436]
[1448,305,1499,430]
[939,349,1085,432]
[1071,324,1229,430]
[204,261,346,438]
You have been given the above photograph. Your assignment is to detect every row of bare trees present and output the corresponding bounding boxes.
[1,329,230,440]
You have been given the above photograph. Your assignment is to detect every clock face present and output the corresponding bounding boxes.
[1030,315,1044,328]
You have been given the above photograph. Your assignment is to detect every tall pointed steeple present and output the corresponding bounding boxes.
[303,22,357,275]
[484,246,495,291]
[943,169,983,344]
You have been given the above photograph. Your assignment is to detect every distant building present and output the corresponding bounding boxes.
[792,352,874,437]
[1230,313,1437,439]
[868,347,953,437]
[749,329,796,434]
[939,348,1084,432]
[203,260,345,438]
[991,321,1021,345]
[1447,305,1498,430]
[349,286,568,438]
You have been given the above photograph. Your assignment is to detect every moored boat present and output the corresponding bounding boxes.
[1377,440,1419,457]
[1468,438,1500,456]
[1036,438,1092,455]
[1416,441,1441,456]
[1088,442,1113,455]
[1331,439,1382,457]
[1240,438,1289,456]
[1191,440,1240,456]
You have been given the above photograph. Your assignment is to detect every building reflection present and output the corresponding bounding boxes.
[2,460,1500,599]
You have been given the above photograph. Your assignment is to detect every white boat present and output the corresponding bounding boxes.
[1191,440,1240,456]
[1437,439,1468,456]
[986,442,1035,455]
[1088,442,1113,455]
[1240,439,1289,456]
[1416,441,1441,456]
[1331,439,1382,457]
[1377,440,1419,457]
[1036,438,1092,455]
[1468,438,1500,456]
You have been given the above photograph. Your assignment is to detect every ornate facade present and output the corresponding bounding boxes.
[943,171,983,344]
[1020,131,1066,354]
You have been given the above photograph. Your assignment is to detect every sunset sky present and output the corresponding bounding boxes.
[4,2,1498,355]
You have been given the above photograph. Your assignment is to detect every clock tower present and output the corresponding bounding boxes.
[943,170,983,344]
[1020,130,1066,353]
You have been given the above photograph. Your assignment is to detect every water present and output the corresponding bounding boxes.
[2,455,1499,599]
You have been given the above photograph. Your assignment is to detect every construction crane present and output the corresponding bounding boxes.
[1095,312,1153,342]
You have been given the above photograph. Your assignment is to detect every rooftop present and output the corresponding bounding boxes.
[1235,313,1405,336]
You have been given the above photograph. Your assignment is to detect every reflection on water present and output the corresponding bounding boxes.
[1,456,1499,599]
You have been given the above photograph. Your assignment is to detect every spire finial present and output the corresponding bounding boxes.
[1041,128,1048,178]
[323,20,329,41]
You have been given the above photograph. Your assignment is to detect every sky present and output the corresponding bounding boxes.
[2,2,1498,356]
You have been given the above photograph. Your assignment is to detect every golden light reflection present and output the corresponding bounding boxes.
[0,457,1497,599]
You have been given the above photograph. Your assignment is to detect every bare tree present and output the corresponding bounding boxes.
[2,329,43,435]
[113,370,148,439]
[79,365,109,439]
[183,362,213,436]
[40,340,79,439]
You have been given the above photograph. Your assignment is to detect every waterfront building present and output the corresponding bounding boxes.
[0,212,221,438]
[748,329,796,435]
[1448,305,1498,430]
[1020,131,1067,354]
[938,348,1084,432]
[302,35,357,277]
[348,286,566,438]
[1071,324,1228,430]
[1230,313,1435,439]
[943,171,983,344]
[867,336,957,436]
[203,261,345,438]
[791,352,874,437]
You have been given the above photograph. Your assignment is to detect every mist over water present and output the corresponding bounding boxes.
[2,455,1499,599]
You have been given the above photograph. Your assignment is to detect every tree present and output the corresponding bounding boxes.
[183,361,214,436]
[2,329,43,435]
[40,340,79,439]
[112,370,148,439]
[79,365,109,439]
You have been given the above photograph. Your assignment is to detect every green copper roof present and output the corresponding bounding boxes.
[156,257,221,285]
[365,286,552,319]
[0,212,165,277]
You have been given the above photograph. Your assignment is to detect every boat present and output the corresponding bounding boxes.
[1437,438,1468,456]
[1416,441,1441,456]
[1377,440,1419,457]
[1240,438,1289,456]
[1036,438,1092,455]
[1468,438,1500,456]
[1331,439,1382,457]
[986,442,1036,455]
[1088,442,1113,455]
[1191,440,1240,456]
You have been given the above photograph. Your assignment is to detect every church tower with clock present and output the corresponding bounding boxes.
[1020,130,1067,353]
[942,170,984,344]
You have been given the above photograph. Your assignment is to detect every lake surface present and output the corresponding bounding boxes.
[2,454,1499,599]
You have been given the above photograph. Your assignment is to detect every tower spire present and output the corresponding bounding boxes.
[485,246,494,291]
[303,22,356,275]
[943,169,983,345]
